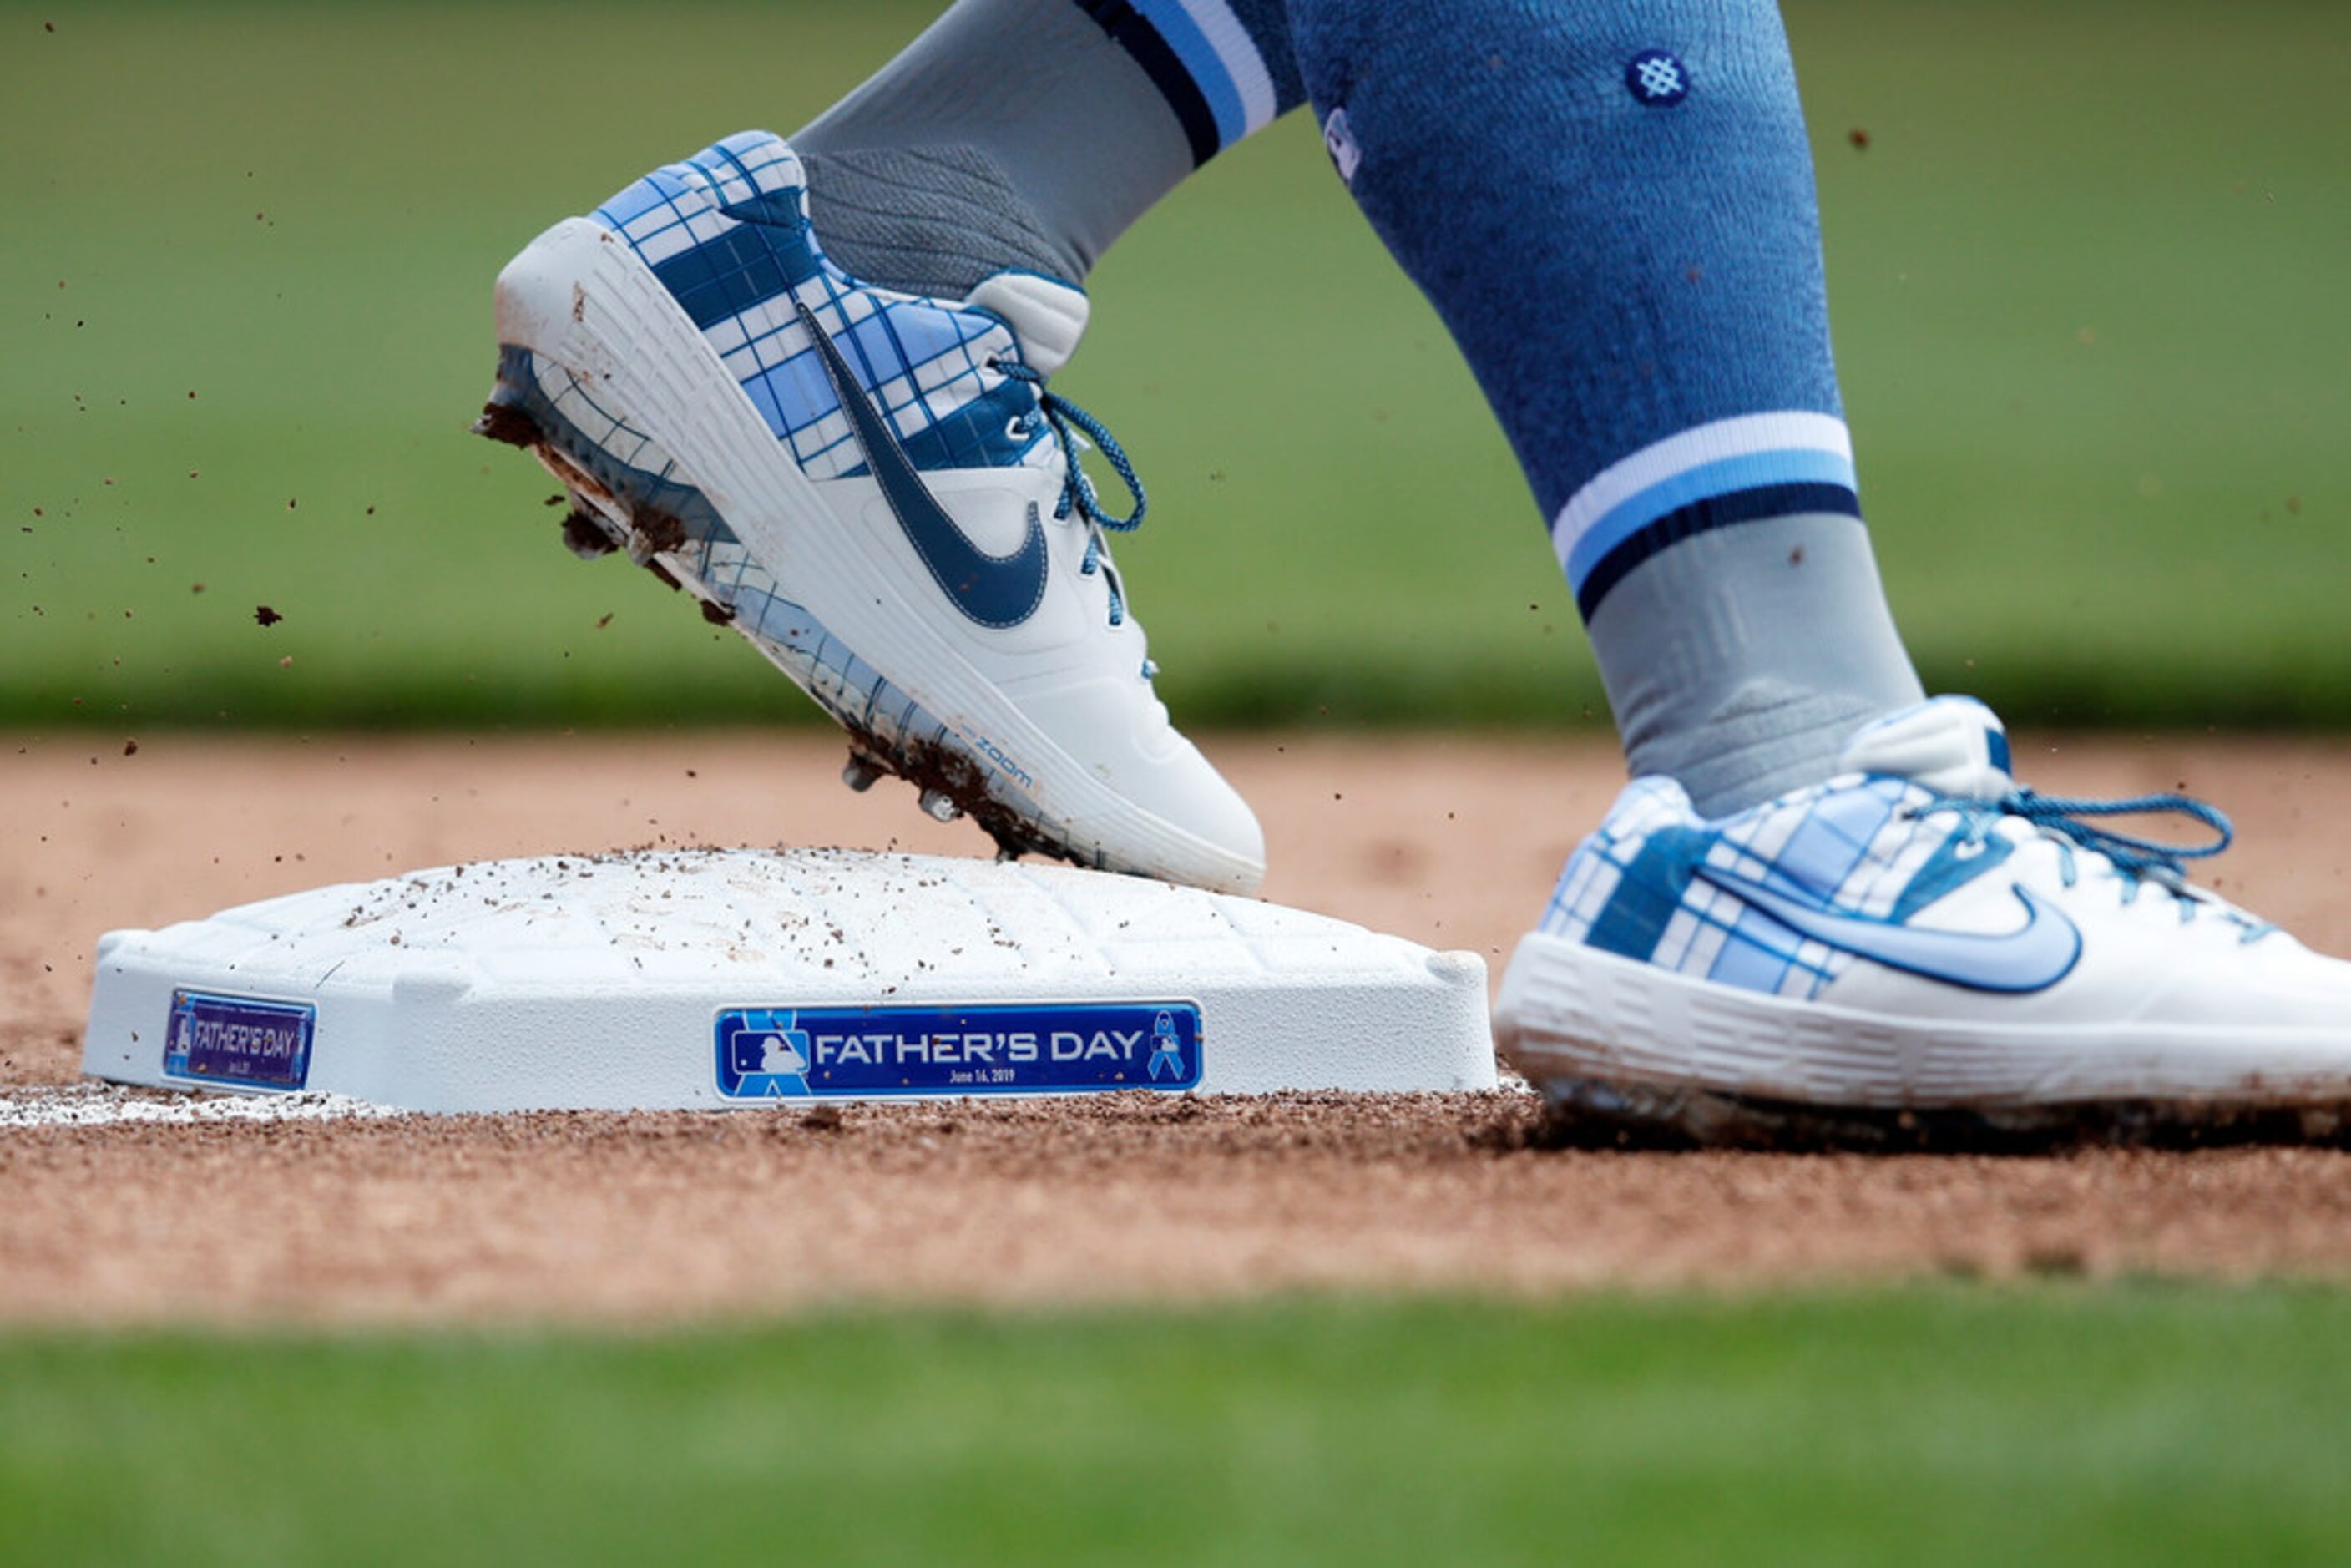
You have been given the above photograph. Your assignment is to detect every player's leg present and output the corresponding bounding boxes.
[793,0,1302,299]
[473,2,1304,893]
[1288,0,2351,1143]
[1290,0,1920,820]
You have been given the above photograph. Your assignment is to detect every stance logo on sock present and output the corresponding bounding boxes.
[1322,107,1362,184]
[1625,50,1690,107]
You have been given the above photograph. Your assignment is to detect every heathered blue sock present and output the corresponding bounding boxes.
[1287,0,1923,815]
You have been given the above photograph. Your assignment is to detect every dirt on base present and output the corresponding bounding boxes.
[4,730,2350,1324]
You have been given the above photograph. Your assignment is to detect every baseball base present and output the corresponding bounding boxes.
[82,847,1496,1112]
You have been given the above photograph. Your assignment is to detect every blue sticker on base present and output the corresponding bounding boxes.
[163,989,316,1090]
[715,1002,1203,1100]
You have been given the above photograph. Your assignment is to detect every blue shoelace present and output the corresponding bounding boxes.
[1919,787,2266,937]
[993,359,1155,672]
[993,362,1147,533]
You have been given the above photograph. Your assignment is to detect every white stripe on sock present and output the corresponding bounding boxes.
[1175,0,1280,135]
[1549,412,1854,572]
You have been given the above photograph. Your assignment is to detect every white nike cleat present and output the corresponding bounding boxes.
[1494,695,2351,1148]
[473,130,1264,893]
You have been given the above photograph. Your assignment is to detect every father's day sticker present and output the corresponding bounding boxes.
[715,1002,1202,1099]
[163,989,316,1090]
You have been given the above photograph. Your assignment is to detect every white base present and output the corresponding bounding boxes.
[83,849,1495,1113]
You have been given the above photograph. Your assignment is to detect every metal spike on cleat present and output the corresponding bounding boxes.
[918,789,963,823]
[560,506,619,560]
[841,752,885,793]
[471,399,538,449]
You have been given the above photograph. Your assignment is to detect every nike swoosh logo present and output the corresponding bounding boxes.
[1693,865,2082,994]
[794,297,1048,630]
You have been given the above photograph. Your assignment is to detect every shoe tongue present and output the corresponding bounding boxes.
[964,272,1090,378]
[1838,696,2015,801]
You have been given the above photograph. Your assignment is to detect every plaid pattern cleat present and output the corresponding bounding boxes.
[474,131,1262,893]
[1495,696,2351,1149]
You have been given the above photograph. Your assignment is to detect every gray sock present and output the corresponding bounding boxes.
[1587,513,1925,818]
[792,0,1198,299]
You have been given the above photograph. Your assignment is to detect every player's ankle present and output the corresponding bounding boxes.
[1628,680,1910,819]
[799,144,1077,301]
[1588,508,1924,818]
[786,0,1301,304]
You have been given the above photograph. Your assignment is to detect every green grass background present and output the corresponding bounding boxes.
[7,11,2348,1556]
[7,1288,2351,1565]
[4,0,2345,731]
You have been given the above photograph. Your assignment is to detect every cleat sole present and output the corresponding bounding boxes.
[1530,1073,2351,1153]
[1500,931,2351,1153]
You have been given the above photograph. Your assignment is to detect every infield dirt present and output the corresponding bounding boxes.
[5,731,2350,1323]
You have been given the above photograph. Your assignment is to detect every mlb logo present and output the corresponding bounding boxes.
[716,1010,812,1099]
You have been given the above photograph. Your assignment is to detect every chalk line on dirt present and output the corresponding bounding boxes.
[0,1082,407,1131]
